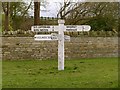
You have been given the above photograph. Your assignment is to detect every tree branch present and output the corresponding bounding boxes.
[22,1,32,17]
[2,2,7,13]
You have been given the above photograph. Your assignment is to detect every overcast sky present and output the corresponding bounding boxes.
[40,1,61,17]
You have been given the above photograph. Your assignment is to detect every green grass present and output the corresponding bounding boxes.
[2,57,118,88]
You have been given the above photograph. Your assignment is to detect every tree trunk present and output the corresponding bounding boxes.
[4,13,9,31]
[3,2,9,31]
[34,2,40,25]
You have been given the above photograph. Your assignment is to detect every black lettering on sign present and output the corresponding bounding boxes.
[47,36,51,39]
[42,36,47,39]
[66,29,77,31]
[66,25,76,28]
[34,29,39,32]
[38,26,50,28]
[51,36,57,39]
[33,26,50,28]
[66,25,77,31]
[40,29,48,32]
[34,29,48,32]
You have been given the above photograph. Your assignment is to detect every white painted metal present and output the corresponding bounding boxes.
[58,20,65,70]
[31,25,91,32]
[64,35,70,41]
[77,25,91,31]
[34,34,58,41]
[65,25,91,32]
[53,26,59,32]
[34,35,52,41]
[34,34,70,41]
[51,33,70,41]
[31,25,53,32]
[65,25,77,31]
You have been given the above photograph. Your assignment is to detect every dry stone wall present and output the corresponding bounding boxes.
[2,37,118,60]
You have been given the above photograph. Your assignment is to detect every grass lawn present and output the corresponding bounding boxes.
[2,57,118,88]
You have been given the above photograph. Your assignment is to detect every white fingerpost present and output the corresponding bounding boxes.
[32,20,91,71]
[58,20,65,70]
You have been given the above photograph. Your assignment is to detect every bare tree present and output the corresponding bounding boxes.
[57,2,118,24]
[57,2,119,31]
